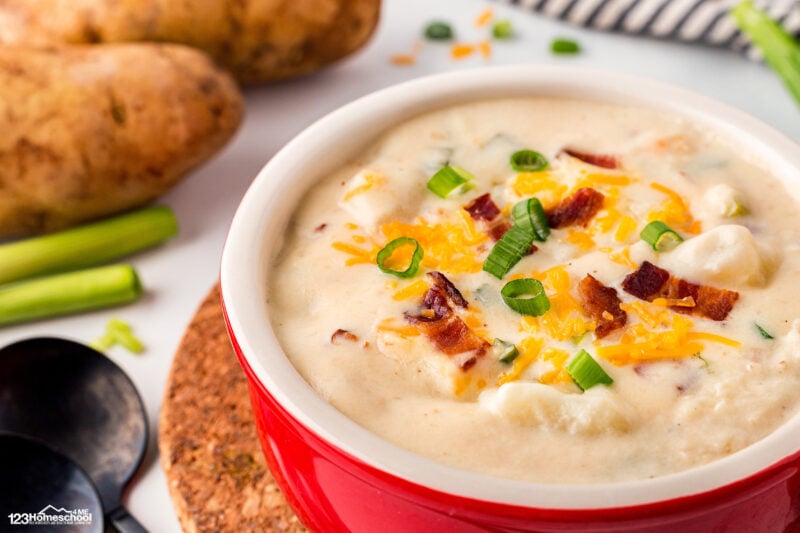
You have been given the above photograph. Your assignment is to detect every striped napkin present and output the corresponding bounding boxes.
[496,0,800,57]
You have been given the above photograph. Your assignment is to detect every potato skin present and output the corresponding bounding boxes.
[0,44,243,237]
[0,0,380,85]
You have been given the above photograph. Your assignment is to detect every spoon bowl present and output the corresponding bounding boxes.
[0,337,148,532]
[0,433,105,533]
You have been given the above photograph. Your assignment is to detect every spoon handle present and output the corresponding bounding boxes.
[107,505,149,533]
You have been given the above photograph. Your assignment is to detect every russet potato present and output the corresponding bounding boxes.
[0,0,381,84]
[0,43,244,237]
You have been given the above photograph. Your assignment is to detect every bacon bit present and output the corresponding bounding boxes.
[314,223,328,233]
[451,43,476,60]
[622,261,739,321]
[464,193,501,221]
[562,148,620,169]
[486,219,512,242]
[427,271,468,309]
[578,274,627,339]
[405,277,489,369]
[546,187,605,228]
[406,310,488,369]
[331,329,359,344]
[621,261,671,300]
[475,8,494,27]
[464,193,512,242]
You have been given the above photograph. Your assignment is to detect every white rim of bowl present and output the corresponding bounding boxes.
[221,65,800,510]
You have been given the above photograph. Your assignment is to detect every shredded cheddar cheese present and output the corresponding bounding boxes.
[538,347,572,384]
[343,172,386,201]
[451,43,476,59]
[478,39,492,59]
[392,279,429,301]
[522,267,596,341]
[475,8,494,27]
[498,336,544,385]
[648,182,702,234]
[614,216,638,242]
[511,171,568,208]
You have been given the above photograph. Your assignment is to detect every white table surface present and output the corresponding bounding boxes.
[2,0,797,531]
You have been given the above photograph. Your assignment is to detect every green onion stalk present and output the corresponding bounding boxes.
[731,0,800,106]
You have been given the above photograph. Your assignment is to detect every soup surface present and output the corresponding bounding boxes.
[269,98,800,483]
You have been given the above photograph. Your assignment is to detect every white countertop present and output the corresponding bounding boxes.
[1,0,797,531]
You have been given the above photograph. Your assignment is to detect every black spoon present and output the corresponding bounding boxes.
[0,337,149,532]
[0,433,105,533]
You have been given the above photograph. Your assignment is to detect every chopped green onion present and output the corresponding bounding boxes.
[424,21,454,41]
[500,278,550,316]
[482,225,535,279]
[376,237,424,278]
[731,1,800,106]
[512,198,550,242]
[551,38,581,54]
[426,165,475,198]
[492,20,514,39]
[0,205,178,286]
[493,338,519,363]
[510,150,548,172]
[90,318,145,354]
[640,221,683,252]
[0,264,142,327]
[566,349,613,391]
[755,323,775,340]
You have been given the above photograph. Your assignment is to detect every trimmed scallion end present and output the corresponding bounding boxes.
[0,205,178,286]
[482,225,535,279]
[510,150,548,172]
[493,338,519,363]
[566,349,613,391]
[91,318,145,354]
[0,264,143,327]
[376,237,424,278]
[512,198,550,242]
[551,38,581,55]
[755,323,775,340]
[640,220,683,252]
[426,165,475,198]
[731,1,800,106]
[492,20,514,40]
[424,21,454,41]
[500,278,550,316]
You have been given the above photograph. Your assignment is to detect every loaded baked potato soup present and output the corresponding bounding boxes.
[269,98,800,483]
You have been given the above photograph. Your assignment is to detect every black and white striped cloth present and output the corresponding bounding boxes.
[496,0,800,58]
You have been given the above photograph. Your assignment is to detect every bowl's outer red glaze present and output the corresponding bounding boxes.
[223,300,800,533]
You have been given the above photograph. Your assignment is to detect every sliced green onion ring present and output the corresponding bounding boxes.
[500,278,550,316]
[640,220,683,252]
[376,237,424,278]
[482,225,535,279]
[426,165,475,198]
[424,21,454,41]
[510,150,548,172]
[551,38,581,54]
[566,349,613,391]
[512,198,550,242]
[493,338,519,363]
[492,20,514,39]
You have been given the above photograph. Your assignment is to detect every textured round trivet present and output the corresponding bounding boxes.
[159,283,306,533]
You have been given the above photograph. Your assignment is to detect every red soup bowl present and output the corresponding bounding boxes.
[220,66,800,532]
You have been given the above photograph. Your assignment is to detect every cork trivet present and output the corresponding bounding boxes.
[159,284,307,533]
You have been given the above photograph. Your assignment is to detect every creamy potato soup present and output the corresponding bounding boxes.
[269,98,800,483]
